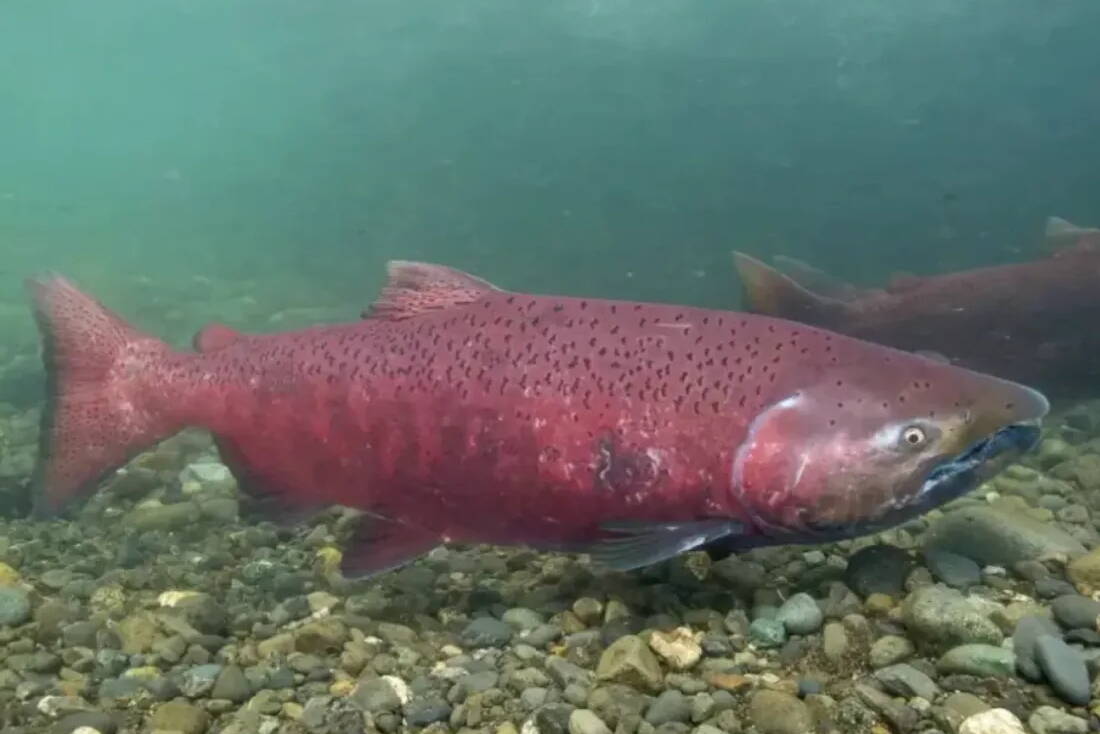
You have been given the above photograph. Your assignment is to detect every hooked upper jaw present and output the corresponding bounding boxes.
[878,378,1049,527]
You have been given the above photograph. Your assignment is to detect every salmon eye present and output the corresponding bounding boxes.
[901,425,927,447]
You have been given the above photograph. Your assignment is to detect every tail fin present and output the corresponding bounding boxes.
[27,274,185,516]
[731,251,847,321]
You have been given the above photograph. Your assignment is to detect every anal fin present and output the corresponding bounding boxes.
[340,515,441,579]
[213,436,328,528]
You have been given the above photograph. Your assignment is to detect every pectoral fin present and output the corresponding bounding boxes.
[584,519,746,572]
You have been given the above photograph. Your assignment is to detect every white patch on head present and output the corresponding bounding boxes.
[868,421,907,451]
[730,391,806,526]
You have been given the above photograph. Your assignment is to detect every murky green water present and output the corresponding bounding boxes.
[3,0,1098,319]
[1,4,1100,731]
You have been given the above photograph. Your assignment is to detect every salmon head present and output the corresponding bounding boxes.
[730,341,1048,543]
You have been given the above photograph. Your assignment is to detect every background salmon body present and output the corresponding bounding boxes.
[733,231,1100,401]
[176,291,802,547]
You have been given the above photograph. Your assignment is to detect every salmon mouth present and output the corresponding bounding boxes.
[914,419,1042,511]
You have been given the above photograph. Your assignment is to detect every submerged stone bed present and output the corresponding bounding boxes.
[3,403,1100,733]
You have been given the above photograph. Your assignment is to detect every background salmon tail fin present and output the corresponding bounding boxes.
[731,251,846,320]
[26,274,185,517]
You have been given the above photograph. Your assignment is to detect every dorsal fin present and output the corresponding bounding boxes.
[914,349,952,365]
[364,261,501,320]
[772,254,864,301]
[732,251,846,319]
[193,323,245,352]
[1044,216,1100,251]
[887,272,923,292]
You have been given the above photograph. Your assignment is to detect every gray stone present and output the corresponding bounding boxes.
[873,663,940,701]
[854,683,918,733]
[645,690,692,726]
[178,663,222,698]
[923,548,981,589]
[459,670,499,696]
[569,709,612,734]
[748,690,813,734]
[534,704,574,734]
[522,687,549,710]
[748,618,786,648]
[822,622,849,663]
[97,677,145,702]
[376,622,417,645]
[869,635,914,668]
[923,504,1085,566]
[149,701,209,734]
[1028,705,1088,734]
[210,664,251,703]
[61,621,99,648]
[125,501,201,532]
[1050,594,1100,630]
[547,657,594,689]
[936,644,1015,678]
[0,586,31,626]
[595,635,663,692]
[460,617,514,648]
[901,585,1002,649]
[406,696,451,726]
[1013,615,1062,682]
[1035,634,1090,706]
[843,544,913,598]
[775,593,823,635]
[502,607,545,631]
[587,685,650,729]
[350,677,403,713]
[936,692,991,733]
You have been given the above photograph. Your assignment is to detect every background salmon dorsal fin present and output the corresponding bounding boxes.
[193,323,246,352]
[364,261,501,320]
[732,251,845,319]
[1043,216,1100,252]
[772,254,863,302]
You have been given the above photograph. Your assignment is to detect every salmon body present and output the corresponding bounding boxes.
[28,261,1048,577]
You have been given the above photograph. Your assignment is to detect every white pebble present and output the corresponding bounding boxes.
[959,708,1027,734]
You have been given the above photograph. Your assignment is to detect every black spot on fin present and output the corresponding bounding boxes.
[340,514,441,579]
[363,261,503,320]
[585,519,745,572]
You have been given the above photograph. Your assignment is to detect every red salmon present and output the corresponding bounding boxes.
[27,261,1048,576]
